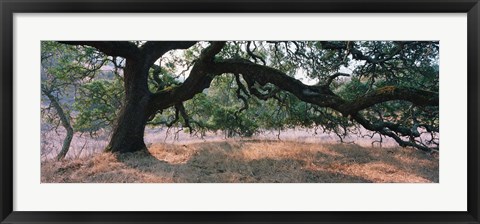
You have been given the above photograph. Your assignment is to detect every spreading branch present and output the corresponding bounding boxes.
[351,113,435,152]
[147,41,227,115]
[148,48,438,121]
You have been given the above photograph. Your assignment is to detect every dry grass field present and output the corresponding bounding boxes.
[41,140,439,183]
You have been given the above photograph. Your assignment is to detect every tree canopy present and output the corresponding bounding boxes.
[41,41,439,157]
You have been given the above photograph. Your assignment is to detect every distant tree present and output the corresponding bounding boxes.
[51,41,439,153]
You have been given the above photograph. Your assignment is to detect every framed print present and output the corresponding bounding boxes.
[1,0,479,223]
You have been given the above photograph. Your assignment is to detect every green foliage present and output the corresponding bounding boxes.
[335,77,369,101]
[73,79,124,132]
[185,75,261,137]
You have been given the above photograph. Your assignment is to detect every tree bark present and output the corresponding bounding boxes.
[105,58,151,153]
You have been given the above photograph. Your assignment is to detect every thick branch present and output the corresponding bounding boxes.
[213,59,342,105]
[146,42,227,115]
[338,86,439,116]
[148,55,438,120]
[211,61,438,120]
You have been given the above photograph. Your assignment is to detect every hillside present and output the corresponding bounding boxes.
[41,140,439,183]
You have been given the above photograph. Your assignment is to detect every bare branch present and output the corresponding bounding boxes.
[246,41,266,65]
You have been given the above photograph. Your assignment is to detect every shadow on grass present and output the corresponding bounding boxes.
[117,151,372,183]
[42,140,438,183]
[115,141,437,183]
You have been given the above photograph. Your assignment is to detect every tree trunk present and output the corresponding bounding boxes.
[105,58,151,153]
[105,96,150,153]
[43,90,74,160]
[56,127,73,160]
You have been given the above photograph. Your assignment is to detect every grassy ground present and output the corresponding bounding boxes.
[41,140,439,183]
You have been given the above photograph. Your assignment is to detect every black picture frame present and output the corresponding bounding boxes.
[1,0,479,223]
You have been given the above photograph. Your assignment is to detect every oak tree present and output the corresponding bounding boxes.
[52,41,439,154]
